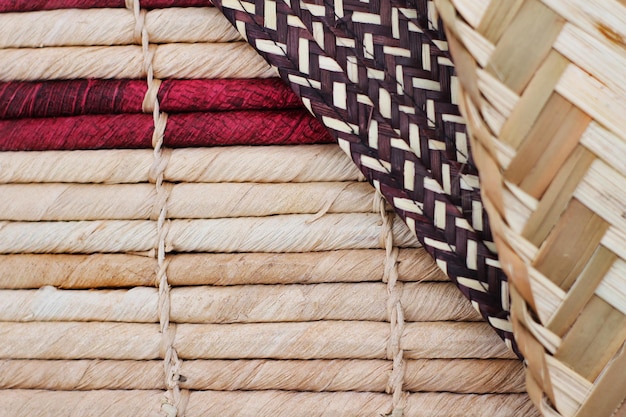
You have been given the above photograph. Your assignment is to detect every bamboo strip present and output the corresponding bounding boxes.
[0,390,538,417]
[0,322,516,360]
[0,145,363,184]
[0,282,481,323]
[0,249,446,289]
[0,43,276,81]
[0,182,376,221]
[0,7,242,48]
[0,359,526,393]
[0,214,420,254]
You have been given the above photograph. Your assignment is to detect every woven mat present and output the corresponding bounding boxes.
[212,0,519,354]
[0,2,537,415]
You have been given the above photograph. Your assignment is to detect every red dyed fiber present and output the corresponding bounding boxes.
[0,0,209,12]
[0,110,334,151]
[0,78,302,119]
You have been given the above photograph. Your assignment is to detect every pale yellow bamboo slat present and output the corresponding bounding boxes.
[0,7,242,48]
[0,358,526,393]
[0,249,445,289]
[0,214,419,254]
[0,145,363,184]
[0,42,277,82]
[0,321,516,360]
[0,390,540,417]
[0,182,377,221]
[0,282,481,323]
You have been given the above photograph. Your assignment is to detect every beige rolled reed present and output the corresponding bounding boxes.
[0,42,276,82]
[184,391,539,417]
[0,145,362,184]
[0,8,241,48]
[0,390,163,417]
[0,390,538,417]
[0,248,445,289]
[0,358,526,393]
[0,213,419,254]
[170,282,481,323]
[0,282,481,323]
[0,182,376,221]
[0,321,515,360]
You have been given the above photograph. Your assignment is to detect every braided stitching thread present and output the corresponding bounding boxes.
[129,1,184,415]
[375,192,406,416]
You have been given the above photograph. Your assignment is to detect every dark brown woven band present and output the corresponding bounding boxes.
[212,0,519,355]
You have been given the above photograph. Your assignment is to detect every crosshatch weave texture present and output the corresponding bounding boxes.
[436,0,626,416]
[212,0,520,355]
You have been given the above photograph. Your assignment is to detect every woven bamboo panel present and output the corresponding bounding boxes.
[436,1,626,416]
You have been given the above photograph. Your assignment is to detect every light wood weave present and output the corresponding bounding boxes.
[436,1,626,416]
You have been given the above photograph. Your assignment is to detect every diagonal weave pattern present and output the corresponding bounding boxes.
[436,0,626,416]
[213,0,519,354]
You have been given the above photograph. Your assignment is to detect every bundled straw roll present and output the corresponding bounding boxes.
[0,145,363,184]
[0,182,377,221]
[0,321,516,360]
[0,248,445,289]
[0,358,526,393]
[0,282,481,323]
[0,390,539,417]
[0,7,242,48]
[0,43,277,81]
[0,214,420,254]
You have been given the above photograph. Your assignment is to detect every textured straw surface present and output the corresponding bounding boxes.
[0,249,438,288]
[0,78,303,118]
[436,1,626,416]
[0,43,277,82]
[0,1,537,415]
[0,7,242,48]
[0,390,537,417]
[0,145,362,184]
[0,359,526,393]
[0,109,332,150]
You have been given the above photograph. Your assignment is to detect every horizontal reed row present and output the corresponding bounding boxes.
[0,249,444,289]
[0,145,363,184]
[0,7,242,48]
[0,213,419,253]
[0,359,525,393]
[0,282,482,323]
[0,78,303,119]
[0,390,538,417]
[0,321,516,360]
[0,42,276,81]
[0,182,377,221]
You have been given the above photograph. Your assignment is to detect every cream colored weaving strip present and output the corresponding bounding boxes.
[0,145,363,184]
[0,390,539,417]
[0,215,420,254]
[0,182,378,221]
[0,283,481,323]
[0,322,517,360]
[0,249,442,289]
[0,43,277,82]
[0,358,526,393]
[0,7,242,48]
